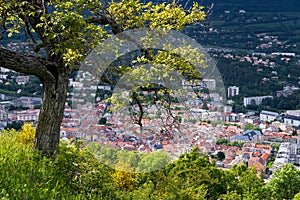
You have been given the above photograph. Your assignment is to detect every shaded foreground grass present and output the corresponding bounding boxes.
[0,129,116,199]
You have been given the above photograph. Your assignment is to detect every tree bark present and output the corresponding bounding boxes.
[0,46,70,156]
[0,46,56,81]
[34,71,69,156]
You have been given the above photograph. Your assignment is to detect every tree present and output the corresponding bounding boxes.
[267,164,300,199]
[244,123,260,131]
[0,0,206,156]
[161,147,227,199]
[216,138,229,145]
[217,151,225,161]
[226,165,265,199]
[98,117,107,125]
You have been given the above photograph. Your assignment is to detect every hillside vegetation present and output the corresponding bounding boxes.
[1,125,300,199]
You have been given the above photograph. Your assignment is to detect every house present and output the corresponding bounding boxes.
[260,110,281,122]
[277,89,293,97]
[248,156,265,172]
[259,122,268,130]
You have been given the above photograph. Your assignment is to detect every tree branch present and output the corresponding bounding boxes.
[86,15,122,34]
[85,16,110,25]
[0,46,56,82]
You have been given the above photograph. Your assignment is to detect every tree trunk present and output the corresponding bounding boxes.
[34,72,69,156]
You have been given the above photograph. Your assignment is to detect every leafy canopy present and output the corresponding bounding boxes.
[0,0,205,67]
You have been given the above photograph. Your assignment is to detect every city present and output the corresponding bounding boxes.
[0,59,299,180]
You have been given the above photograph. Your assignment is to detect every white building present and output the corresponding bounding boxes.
[243,96,273,107]
[203,79,216,91]
[271,52,296,57]
[272,143,300,173]
[260,110,281,122]
[98,85,112,90]
[0,110,8,121]
[0,67,10,73]
[286,110,300,116]
[15,75,30,85]
[16,110,39,121]
[182,79,216,91]
[284,115,300,127]
[227,86,239,97]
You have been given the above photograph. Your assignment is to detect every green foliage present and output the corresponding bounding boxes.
[217,151,226,161]
[2,129,300,199]
[0,129,115,199]
[216,138,244,148]
[220,191,241,200]
[88,143,171,173]
[107,0,205,31]
[267,164,300,199]
[98,117,107,125]
[244,123,261,131]
[216,138,229,145]
[226,165,265,199]
[158,147,227,199]
[0,0,206,68]
[5,121,23,131]
[294,192,300,200]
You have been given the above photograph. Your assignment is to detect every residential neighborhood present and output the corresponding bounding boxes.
[0,66,299,181]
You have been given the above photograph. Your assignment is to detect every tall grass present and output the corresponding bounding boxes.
[0,128,115,199]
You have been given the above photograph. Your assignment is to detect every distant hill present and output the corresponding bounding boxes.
[197,0,300,12]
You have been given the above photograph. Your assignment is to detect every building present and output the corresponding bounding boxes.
[182,79,216,91]
[0,93,16,100]
[272,143,300,172]
[271,52,296,57]
[260,110,281,122]
[284,115,300,127]
[15,75,30,85]
[243,96,273,107]
[248,157,265,172]
[0,67,10,73]
[231,130,262,143]
[277,85,299,97]
[203,79,216,91]
[227,86,239,97]
[11,97,42,109]
[0,110,8,121]
[16,109,39,121]
[286,110,300,116]
[276,90,293,97]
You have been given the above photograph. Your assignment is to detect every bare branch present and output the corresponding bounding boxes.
[25,19,37,44]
